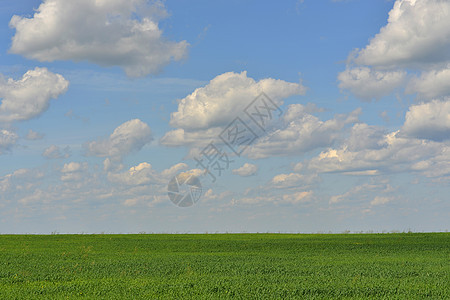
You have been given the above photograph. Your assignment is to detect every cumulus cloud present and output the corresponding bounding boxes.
[6,163,100,206]
[402,99,450,141]
[354,0,450,68]
[1,159,177,212]
[160,162,189,179]
[235,166,318,205]
[0,168,44,194]
[167,71,306,131]
[160,127,221,148]
[309,121,450,179]
[270,172,318,189]
[0,67,68,122]
[338,67,406,101]
[106,161,201,190]
[9,0,188,77]
[85,119,152,161]
[0,129,18,154]
[42,145,71,159]
[61,162,86,173]
[107,162,158,186]
[246,104,360,159]
[60,162,88,181]
[345,123,387,151]
[160,71,306,157]
[339,0,450,101]
[406,67,450,99]
[332,0,450,183]
[232,163,258,177]
[329,178,395,205]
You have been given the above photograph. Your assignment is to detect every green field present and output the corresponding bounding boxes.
[0,233,448,299]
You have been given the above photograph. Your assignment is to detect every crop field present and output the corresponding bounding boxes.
[0,233,448,299]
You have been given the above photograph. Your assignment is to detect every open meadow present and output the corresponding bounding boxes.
[0,233,448,299]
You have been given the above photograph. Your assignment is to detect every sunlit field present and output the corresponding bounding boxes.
[0,233,448,299]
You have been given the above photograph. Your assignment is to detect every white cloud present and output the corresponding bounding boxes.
[330,178,395,205]
[85,119,152,161]
[270,172,318,188]
[61,162,85,173]
[235,168,318,206]
[0,67,68,122]
[42,145,71,159]
[370,196,393,206]
[406,67,450,99]
[25,129,44,140]
[0,129,18,154]
[166,71,306,131]
[246,104,360,159]
[339,1,450,102]
[0,167,44,194]
[239,190,313,205]
[402,99,450,141]
[107,162,158,186]
[309,122,450,178]
[161,72,306,156]
[60,162,88,181]
[160,127,221,149]
[281,191,313,204]
[354,0,450,68]
[338,67,406,100]
[1,160,175,214]
[9,0,188,77]
[232,163,258,177]
[345,123,387,151]
[160,162,189,179]
[106,161,202,189]
[333,0,450,182]
[103,158,124,172]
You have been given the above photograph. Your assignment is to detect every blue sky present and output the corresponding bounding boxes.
[0,0,449,233]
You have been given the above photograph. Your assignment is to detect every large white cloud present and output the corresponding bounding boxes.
[84,119,152,161]
[339,0,450,101]
[161,71,306,157]
[0,67,68,122]
[402,99,450,141]
[9,0,188,77]
[354,0,450,68]
[168,71,306,131]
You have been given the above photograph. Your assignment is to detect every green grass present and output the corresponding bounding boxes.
[0,233,448,299]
